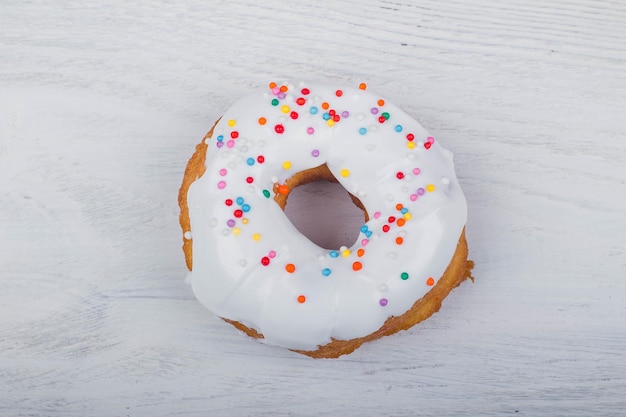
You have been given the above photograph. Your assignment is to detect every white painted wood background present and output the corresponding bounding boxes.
[1,1,625,416]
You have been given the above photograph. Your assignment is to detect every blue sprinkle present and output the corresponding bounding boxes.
[322,112,330,120]
[322,268,332,276]
[329,251,339,258]
[216,135,224,142]
[241,204,251,212]
[360,225,369,233]
[365,231,373,238]
[358,127,367,135]
[236,197,244,205]
[246,157,255,166]
[310,106,318,115]
[401,208,408,214]
[395,124,403,132]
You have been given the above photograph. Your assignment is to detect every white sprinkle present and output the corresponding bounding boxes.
[209,218,218,227]
[271,175,278,183]
[222,229,231,236]
[442,177,450,185]
[378,283,388,292]
[387,252,397,259]
[184,231,192,240]
[386,194,394,201]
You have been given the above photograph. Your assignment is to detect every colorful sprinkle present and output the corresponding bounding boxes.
[297,295,306,303]
[258,117,267,125]
[352,261,363,271]
[275,124,285,134]
[217,181,226,189]
[426,184,435,192]
[285,263,296,273]
[359,82,367,90]
[377,99,385,106]
[307,127,315,135]
[322,268,332,276]
[395,237,404,245]
[282,161,292,170]
[340,169,350,177]
[252,233,261,241]
[427,277,435,286]
[379,298,388,307]
[261,256,270,266]
[401,272,409,280]
[359,127,367,135]
[257,155,265,163]
[311,149,320,157]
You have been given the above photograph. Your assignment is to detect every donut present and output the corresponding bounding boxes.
[179,81,473,358]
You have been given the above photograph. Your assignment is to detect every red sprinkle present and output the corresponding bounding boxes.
[290,111,299,119]
[335,89,343,97]
[382,225,390,233]
[296,97,306,105]
[301,88,310,95]
[378,116,386,123]
[406,133,415,141]
[388,216,396,223]
[396,172,404,179]
[257,155,265,163]
[246,176,254,183]
[225,199,233,206]
[261,256,270,266]
[233,209,243,218]
[231,131,239,139]
[424,142,432,149]
[275,124,285,134]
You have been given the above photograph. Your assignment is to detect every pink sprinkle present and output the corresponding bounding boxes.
[373,211,381,219]
[272,87,280,95]
[413,168,421,175]
[307,127,315,134]
[217,181,226,189]
[361,239,369,246]
[410,194,418,201]
[427,136,435,144]
[268,250,277,258]
[219,168,227,176]
[227,140,235,148]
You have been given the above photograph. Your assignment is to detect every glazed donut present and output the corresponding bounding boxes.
[179,81,472,358]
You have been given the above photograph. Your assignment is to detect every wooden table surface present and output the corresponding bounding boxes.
[1,1,625,416]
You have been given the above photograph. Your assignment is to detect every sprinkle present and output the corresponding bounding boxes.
[277,92,286,99]
[342,249,351,257]
[404,213,413,220]
[335,89,343,97]
[217,181,226,189]
[252,232,261,241]
[307,127,315,135]
[269,82,277,89]
[359,127,367,135]
[357,248,365,257]
[227,219,236,227]
[281,105,290,114]
[277,184,290,195]
[396,172,404,180]
[297,295,306,303]
[329,250,339,258]
[373,211,381,219]
[340,169,350,177]
[341,111,350,118]
[242,218,249,224]
[263,189,271,198]
[271,98,279,106]
[275,124,285,134]
[379,298,388,307]
[377,99,385,106]
[427,136,435,144]
[424,142,432,150]
[395,203,403,211]
[285,263,296,273]
[359,82,367,90]
[219,168,227,176]
[226,140,235,148]
[321,102,330,110]
[427,277,435,286]
[246,158,255,166]
[280,85,288,93]
[245,176,254,184]
[401,272,409,280]
[282,161,292,170]
[268,250,277,258]
[322,268,332,276]
[397,218,406,227]
[394,124,403,132]
[258,117,267,125]
[296,97,306,105]
[233,209,243,218]
[257,155,265,163]
[261,257,270,266]
[382,112,390,120]
[406,133,415,141]
[352,261,363,271]
[241,203,251,212]
[227,119,236,127]
[361,239,369,246]
[371,107,379,115]
[382,225,390,233]
[417,187,425,195]
[326,119,335,127]
[407,142,415,149]
[225,199,233,206]
[395,237,404,245]
[360,225,369,233]
[426,184,435,192]
[413,167,421,175]
[310,106,318,114]
[311,149,320,157]
[378,116,386,123]
[232,227,241,236]
[236,197,244,205]
[301,88,310,95]
[410,194,418,201]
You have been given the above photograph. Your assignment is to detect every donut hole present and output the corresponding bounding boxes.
[283,180,367,250]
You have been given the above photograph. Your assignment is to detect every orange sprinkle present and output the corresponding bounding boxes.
[297,295,306,303]
[258,117,267,125]
[357,248,365,257]
[280,85,288,93]
[426,277,435,286]
[395,237,404,245]
[321,102,330,110]
[285,263,296,273]
[277,184,290,195]
[269,82,277,89]
[396,203,403,211]
[396,218,406,227]
[359,82,367,90]
[377,99,385,106]
[352,261,363,271]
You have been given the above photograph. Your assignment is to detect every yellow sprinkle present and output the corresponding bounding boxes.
[227,119,236,127]
[403,213,412,221]
[242,218,249,224]
[406,141,415,149]
[282,161,292,170]
[342,249,351,258]
[340,168,350,177]
[232,227,241,236]
[252,233,261,241]
[281,105,290,114]
[326,119,335,127]
[426,184,435,192]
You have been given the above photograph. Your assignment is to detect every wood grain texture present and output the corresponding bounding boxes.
[1,0,625,416]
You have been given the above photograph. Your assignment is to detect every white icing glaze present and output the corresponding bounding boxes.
[186,81,467,350]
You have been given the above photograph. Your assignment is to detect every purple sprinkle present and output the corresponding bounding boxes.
[417,188,425,195]
[216,142,224,148]
[227,219,236,227]
[278,92,286,99]
[379,298,388,307]
[311,149,320,157]
[371,107,379,115]
[341,111,349,118]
